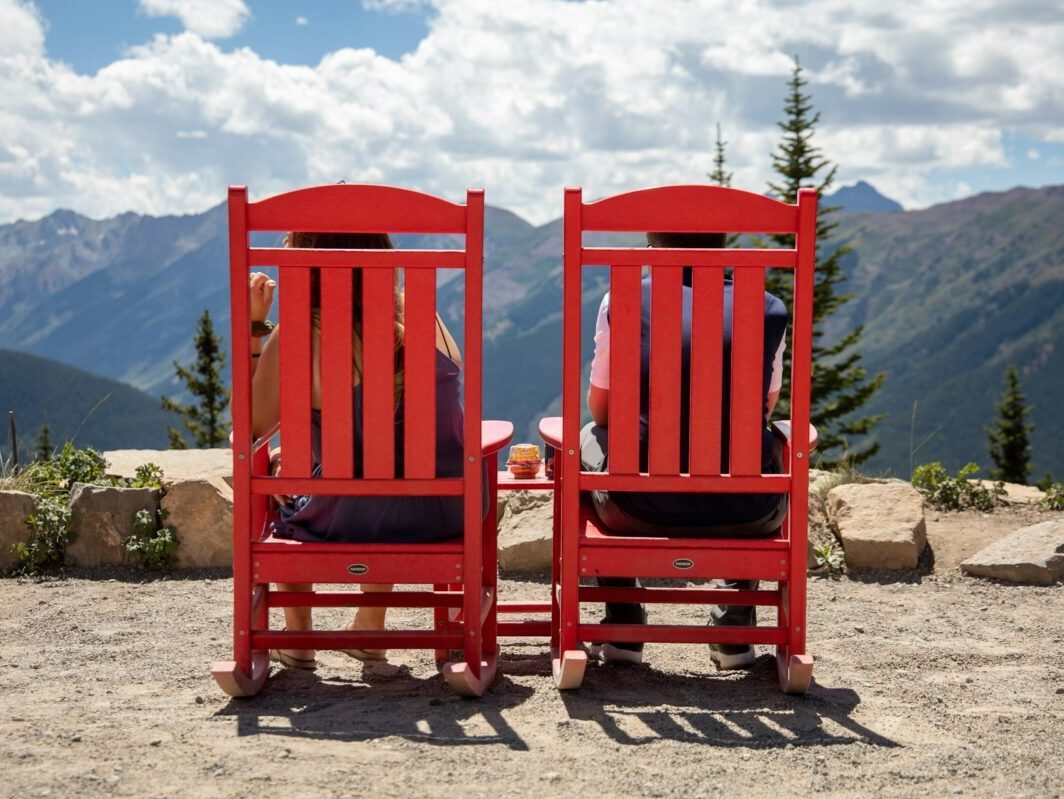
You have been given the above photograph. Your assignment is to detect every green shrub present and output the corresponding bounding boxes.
[7,444,167,574]
[129,463,165,490]
[124,508,178,571]
[812,540,845,574]
[12,496,73,574]
[911,462,1006,512]
[1041,483,1064,512]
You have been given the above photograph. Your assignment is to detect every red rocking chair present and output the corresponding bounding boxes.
[212,183,512,698]
[543,185,818,693]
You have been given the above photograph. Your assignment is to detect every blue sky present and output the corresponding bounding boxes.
[35,0,431,70]
[2,0,1062,224]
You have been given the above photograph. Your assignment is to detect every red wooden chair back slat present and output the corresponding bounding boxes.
[278,267,314,477]
[320,269,355,478]
[728,268,766,476]
[648,266,683,475]
[361,268,397,479]
[688,267,724,476]
[402,268,438,479]
[607,266,642,474]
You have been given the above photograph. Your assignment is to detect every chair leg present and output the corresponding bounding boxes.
[213,561,269,697]
[433,583,450,664]
[776,650,814,695]
[212,651,270,697]
[776,573,813,694]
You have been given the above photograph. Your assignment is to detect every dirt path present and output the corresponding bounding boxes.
[3,514,1063,798]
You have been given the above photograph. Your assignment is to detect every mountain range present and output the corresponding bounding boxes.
[1,182,1060,479]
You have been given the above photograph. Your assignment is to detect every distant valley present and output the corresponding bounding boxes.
[1,183,1060,478]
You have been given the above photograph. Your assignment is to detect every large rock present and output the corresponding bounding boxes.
[974,480,1045,505]
[497,490,553,574]
[66,483,159,567]
[103,449,234,488]
[162,476,233,568]
[0,490,37,571]
[828,482,927,570]
[961,519,1064,585]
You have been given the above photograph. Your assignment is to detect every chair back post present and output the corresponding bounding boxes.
[559,186,584,655]
[462,188,485,677]
[226,185,254,676]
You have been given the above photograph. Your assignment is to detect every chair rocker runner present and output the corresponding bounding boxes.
[211,183,512,698]
[544,184,818,694]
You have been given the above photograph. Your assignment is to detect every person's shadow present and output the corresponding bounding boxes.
[559,654,896,749]
[216,655,535,751]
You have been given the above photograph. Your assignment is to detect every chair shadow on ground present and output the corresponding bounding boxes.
[558,653,898,750]
[216,656,535,751]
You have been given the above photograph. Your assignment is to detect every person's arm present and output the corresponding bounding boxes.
[247,273,279,440]
[586,294,611,426]
[766,334,785,420]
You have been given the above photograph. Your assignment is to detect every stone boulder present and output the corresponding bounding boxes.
[0,490,37,571]
[161,476,233,568]
[827,482,927,570]
[961,519,1064,585]
[103,449,234,488]
[497,490,553,574]
[66,484,159,567]
[974,480,1045,505]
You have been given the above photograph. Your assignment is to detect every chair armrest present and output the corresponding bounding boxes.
[538,416,562,449]
[770,420,819,452]
[482,420,514,457]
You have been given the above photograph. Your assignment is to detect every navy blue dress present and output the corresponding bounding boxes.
[272,349,468,543]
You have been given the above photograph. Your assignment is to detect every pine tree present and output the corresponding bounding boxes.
[767,57,885,467]
[986,365,1033,484]
[161,309,230,449]
[34,422,53,461]
[708,123,732,187]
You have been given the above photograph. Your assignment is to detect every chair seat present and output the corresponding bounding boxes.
[252,534,463,554]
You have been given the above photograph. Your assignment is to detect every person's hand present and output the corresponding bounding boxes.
[249,272,276,323]
[269,446,291,507]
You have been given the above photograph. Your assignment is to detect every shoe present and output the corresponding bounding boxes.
[270,649,318,670]
[341,620,388,662]
[709,643,756,670]
[589,642,644,665]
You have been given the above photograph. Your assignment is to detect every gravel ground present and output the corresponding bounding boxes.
[2,512,1063,799]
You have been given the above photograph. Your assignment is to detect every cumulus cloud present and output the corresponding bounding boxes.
[138,0,249,39]
[0,0,1062,223]
[362,0,431,11]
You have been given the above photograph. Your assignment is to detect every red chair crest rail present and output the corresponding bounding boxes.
[545,184,818,693]
[212,183,512,698]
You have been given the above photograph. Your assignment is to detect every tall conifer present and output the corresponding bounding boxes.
[161,309,230,448]
[34,422,53,461]
[767,57,885,467]
[708,123,732,187]
[986,365,1033,484]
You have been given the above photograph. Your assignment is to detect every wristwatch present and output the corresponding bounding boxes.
[251,319,275,338]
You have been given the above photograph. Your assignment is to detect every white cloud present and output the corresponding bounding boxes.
[138,0,249,39]
[0,0,1062,224]
[295,15,308,27]
[362,0,430,11]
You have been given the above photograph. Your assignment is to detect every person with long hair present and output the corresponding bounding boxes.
[246,231,466,670]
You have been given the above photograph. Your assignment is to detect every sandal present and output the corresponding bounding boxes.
[341,620,388,662]
[270,627,318,670]
[270,648,318,670]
